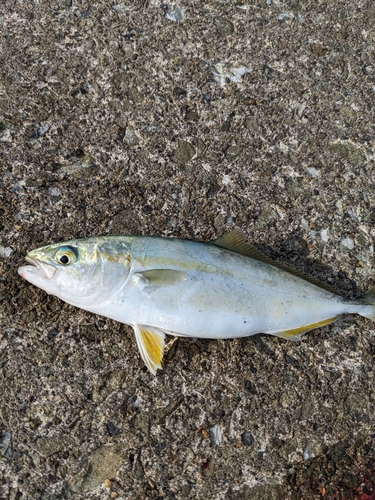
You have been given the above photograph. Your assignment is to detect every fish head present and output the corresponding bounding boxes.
[18,237,131,305]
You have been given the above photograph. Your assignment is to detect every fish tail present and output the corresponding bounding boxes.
[357,286,375,321]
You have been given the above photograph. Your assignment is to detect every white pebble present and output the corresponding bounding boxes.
[209,424,222,446]
[303,442,313,460]
[133,397,141,409]
[306,167,319,178]
[165,7,185,23]
[222,174,231,185]
[341,237,354,250]
[277,12,293,20]
[320,229,329,242]
[0,245,13,258]
[46,187,62,197]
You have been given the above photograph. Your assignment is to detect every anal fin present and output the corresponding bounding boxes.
[275,317,338,341]
[133,324,166,375]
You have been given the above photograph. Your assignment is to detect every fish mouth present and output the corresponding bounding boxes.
[18,256,56,280]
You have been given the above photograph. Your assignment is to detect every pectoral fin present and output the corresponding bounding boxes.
[275,317,338,341]
[135,269,187,289]
[133,324,166,375]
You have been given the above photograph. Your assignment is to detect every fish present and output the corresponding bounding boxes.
[18,229,375,375]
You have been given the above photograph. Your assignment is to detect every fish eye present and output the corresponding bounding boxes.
[54,246,78,266]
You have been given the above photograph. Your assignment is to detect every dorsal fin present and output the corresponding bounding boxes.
[212,229,341,296]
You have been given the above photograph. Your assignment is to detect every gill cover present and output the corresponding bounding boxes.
[96,239,131,295]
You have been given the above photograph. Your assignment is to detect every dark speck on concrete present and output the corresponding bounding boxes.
[241,431,254,446]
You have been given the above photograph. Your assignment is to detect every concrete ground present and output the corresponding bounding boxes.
[1,0,375,498]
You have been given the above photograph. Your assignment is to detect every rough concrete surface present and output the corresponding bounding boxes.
[1,0,375,498]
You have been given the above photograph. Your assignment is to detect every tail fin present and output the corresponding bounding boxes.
[358,286,375,321]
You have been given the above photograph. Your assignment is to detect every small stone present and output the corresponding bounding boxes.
[201,429,209,439]
[133,448,144,479]
[46,186,62,198]
[32,435,71,457]
[341,237,354,250]
[165,7,185,23]
[69,444,125,494]
[127,87,142,104]
[342,473,358,489]
[0,245,13,258]
[153,395,184,425]
[180,484,192,496]
[241,431,254,446]
[310,43,327,57]
[124,128,140,146]
[285,355,298,365]
[92,368,127,404]
[277,12,293,20]
[131,413,150,437]
[279,388,297,408]
[55,156,98,180]
[106,421,121,437]
[303,443,313,461]
[104,479,112,489]
[36,123,50,138]
[340,105,357,122]
[326,440,349,463]
[171,140,196,164]
[320,229,329,242]
[214,17,234,36]
[209,424,222,446]
[344,393,366,417]
[211,64,249,86]
[244,380,257,394]
[306,166,319,178]
[133,397,141,409]
[225,146,242,161]
[47,328,59,340]
[228,480,284,499]
[329,140,367,164]
[0,431,12,459]
[299,393,315,421]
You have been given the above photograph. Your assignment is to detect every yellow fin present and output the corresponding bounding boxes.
[136,269,187,287]
[213,229,340,296]
[134,324,165,375]
[275,317,339,341]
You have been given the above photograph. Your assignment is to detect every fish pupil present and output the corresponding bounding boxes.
[59,255,69,265]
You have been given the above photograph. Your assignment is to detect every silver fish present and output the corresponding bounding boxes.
[18,230,375,374]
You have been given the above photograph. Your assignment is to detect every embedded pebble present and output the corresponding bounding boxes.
[209,424,222,446]
[0,245,13,258]
[241,431,254,446]
[165,7,185,23]
[46,186,62,197]
[341,237,355,250]
[320,229,329,242]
